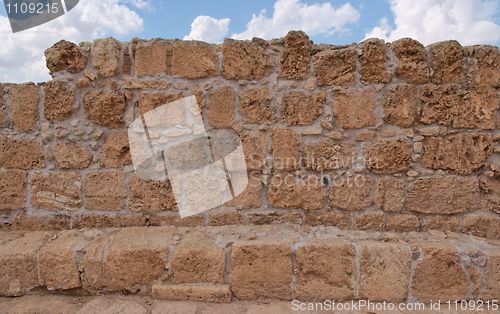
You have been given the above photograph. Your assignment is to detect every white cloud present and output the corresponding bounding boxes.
[231,0,360,40]
[364,0,500,45]
[0,0,144,83]
[183,16,230,43]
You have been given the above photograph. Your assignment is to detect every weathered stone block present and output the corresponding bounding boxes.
[230,241,292,300]
[153,283,231,303]
[390,38,428,83]
[385,214,420,232]
[268,173,323,210]
[170,41,218,79]
[296,241,355,301]
[91,38,120,77]
[471,45,499,87]
[0,135,43,169]
[0,170,26,210]
[281,91,324,125]
[55,142,92,169]
[222,39,272,80]
[360,241,411,302]
[375,177,405,212]
[270,128,300,170]
[480,175,500,214]
[359,38,391,83]
[45,40,86,74]
[130,175,176,213]
[406,176,479,214]
[353,211,384,231]
[279,31,311,80]
[305,211,350,228]
[43,81,75,121]
[314,46,356,86]
[207,86,235,128]
[240,130,265,170]
[7,84,39,132]
[381,85,418,127]
[483,249,500,299]
[332,88,377,128]
[366,139,412,173]
[83,172,126,211]
[239,87,274,124]
[137,92,183,115]
[463,215,500,239]
[329,175,372,210]
[422,133,493,174]
[135,40,168,76]
[226,173,262,209]
[429,40,465,84]
[208,211,244,226]
[84,91,126,128]
[31,172,81,211]
[421,215,461,233]
[304,140,353,171]
[101,131,131,168]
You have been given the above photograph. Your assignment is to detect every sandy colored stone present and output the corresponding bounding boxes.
[55,142,92,169]
[304,211,350,228]
[329,175,372,210]
[483,249,500,299]
[240,130,265,170]
[91,38,120,77]
[296,241,355,301]
[390,38,429,83]
[281,91,324,125]
[359,38,391,83]
[471,45,500,88]
[153,284,231,303]
[208,211,244,226]
[353,211,385,231]
[9,211,71,231]
[268,173,323,210]
[280,31,311,80]
[7,84,39,132]
[385,214,420,232]
[270,128,300,170]
[101,131,131,168]
[171,232,225,284]
[43,80,75,121]
[421,215,461,233]
[314,46,356,86]
[207,86,235,128]
[84,91,126,128]
[429,40,465,84]
[226,173,261,209]
[422,133,493,174]
[480,175,500,213]
[71,214,146,229]
[31,172,81,211]
[130,176,176,213]
[230,241,292,300]
[45,40,86,74]
[0,170,26,210]
[463,215,500,239]
[148,215,204,227]
[304,140,353,171]
[170,41,218,79]
[375,177,405,212]
[239,87,274,124]
[332,88,377,128]
[83,172,126,211]
[0,135,43,169]
[77,297,147,314]
[412,242,468,302]
[137,92,184,115]
[366,139,412,173]
[381,84,418,127]
[360,241,411,302]
[246,211,303,225]
[222,39,272,80]
[135,39,168,76]
[406,176,478,214]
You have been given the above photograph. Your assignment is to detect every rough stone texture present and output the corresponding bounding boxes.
[353,211,385,231]
[270,128,300,170]
[268,173,323,210]
[421,133,493,174]
[130,176,176,213]
[386,214,420,232]
[390,38,429,83]
[239,87,274,124]
[0,170,26,210]
[43,80,75,121]
[101,131,131,168]
[332,88,377,128]
[207,87,235,128]
[429,40,465,84]
[381,85,418,127]
[84,91,126,128]
[208,211,244,226]
[55,143,92,169]
[314,46,356,86]
[304,140,353,171]
[375,177,405,212]
[230,242,292,300]
[83,172,126,211]
[279,31,311,80]
[480,175,500,213]
[7,84,39,132]
[305,211,350,228]
[240,130,265,170]
[329,175,372,210]
[359,241,411,302]
[407,176,479,214]
[45,40,86,74]
[359,39,391,83]
[31,172,81,211]
[366,139,412,173]
[483,250,500,299]
[137,92,184,115]
[0,135,43,169]
[463,215,500,239]
[170,42,218,79]
[226,174,261,209]
[171,232,225,284]
[471,45,500,88]
[135,40,168,77]
[92,38,120,77]
[153,284,231,303]
[222,39,272,80]
[412,242,468,302]
[296,241,355,301]
[281,91,324,125]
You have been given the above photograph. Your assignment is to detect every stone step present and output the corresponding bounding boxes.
[0,225,499,303]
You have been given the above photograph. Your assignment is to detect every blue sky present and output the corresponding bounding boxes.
[0,0,499,82]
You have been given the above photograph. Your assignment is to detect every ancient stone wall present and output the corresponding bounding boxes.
[0,31,499,238]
